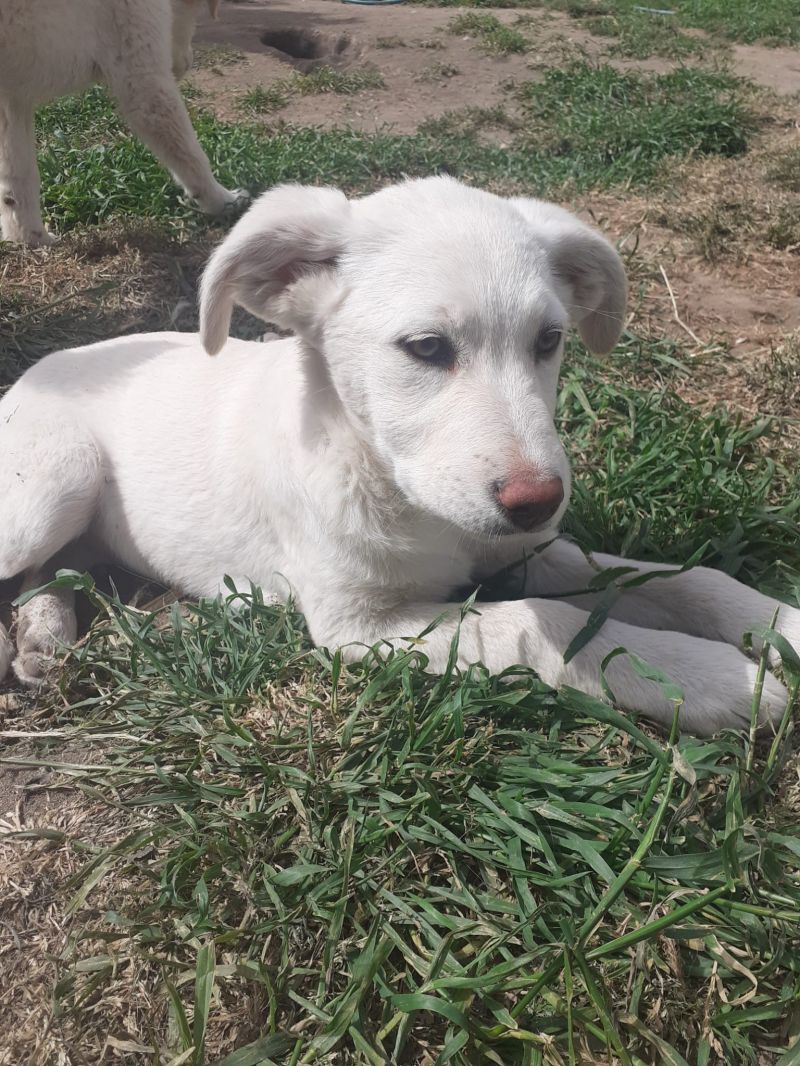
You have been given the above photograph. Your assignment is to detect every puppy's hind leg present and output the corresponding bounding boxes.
[108,72,247,215]
[0,417,101,686]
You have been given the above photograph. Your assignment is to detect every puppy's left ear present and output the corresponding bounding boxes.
[512,198,627,356]
[200,184,350,355]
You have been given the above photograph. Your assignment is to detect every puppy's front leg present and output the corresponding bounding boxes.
[310,596,788,736]
[525,539,800,658]
[0,100,55,246]
[12,568,78,687]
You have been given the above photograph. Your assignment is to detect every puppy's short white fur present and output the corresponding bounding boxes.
[0,0,243,246]
[1,177,798,735]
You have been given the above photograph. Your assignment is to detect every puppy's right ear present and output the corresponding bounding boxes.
[200,184,350,355]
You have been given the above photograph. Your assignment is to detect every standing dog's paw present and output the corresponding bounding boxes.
[27,228,58,248]
[195,185,250,217]
[2,226,57,248]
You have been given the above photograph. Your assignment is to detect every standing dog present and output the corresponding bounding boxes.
[0,0,245,246]
[0,177,798,735]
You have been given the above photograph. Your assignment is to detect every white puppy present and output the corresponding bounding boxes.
[0,0,244,246]
[0,177,797,735]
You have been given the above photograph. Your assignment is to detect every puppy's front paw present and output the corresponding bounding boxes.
[772,602,800,668]
[679,653,789,736]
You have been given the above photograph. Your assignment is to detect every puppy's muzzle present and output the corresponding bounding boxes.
[494,473,564,532]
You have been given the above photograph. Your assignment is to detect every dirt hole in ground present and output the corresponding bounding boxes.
[260,27,359,71]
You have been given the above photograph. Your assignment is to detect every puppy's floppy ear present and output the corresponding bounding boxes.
[512,198,627,356]
[200,184,350,355]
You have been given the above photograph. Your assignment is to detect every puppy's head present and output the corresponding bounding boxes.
[200,177,626,540]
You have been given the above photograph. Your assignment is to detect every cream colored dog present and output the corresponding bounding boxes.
[1,178,798,735]
[0,0,245,246]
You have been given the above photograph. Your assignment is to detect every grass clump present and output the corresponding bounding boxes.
[416,60,461,82]
[192,43,246,69]
[767,147,800,193]
[744,331,800,422]
[765,202,800,252]
[237,82,291,116]
[238,66,385,116]
[448,12,529,54]
[413,0,548,8]
[414,0,800,46]
[375,34,407,47]
[664,199,755,263]
[517,63,752,188]
[673,0,800,46]
[296,64,385,95]
[581,11,710,58]
[420,104,519,139]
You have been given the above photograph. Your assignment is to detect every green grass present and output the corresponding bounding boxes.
[192,44,246,70]
[4,337,799,1064]
[412,0,800,47]
[238,66,385,116]
[766,203,800,252]
[295,65,386,95]
[448,12,529,53]
[579,11,709,59]
[562,336,800,597]
[237,83,292,116]
[515,64,751,188]
[32,67,752,232]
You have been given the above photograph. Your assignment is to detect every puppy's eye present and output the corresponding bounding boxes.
[401,335,455,367]
[535,327,563,358]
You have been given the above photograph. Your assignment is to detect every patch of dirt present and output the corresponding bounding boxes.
[732,41,800,96]
[191,1,799,135]
[191,1,658,132]
[567,124,800,430]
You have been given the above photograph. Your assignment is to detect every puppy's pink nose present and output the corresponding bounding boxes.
[494,473,564,531]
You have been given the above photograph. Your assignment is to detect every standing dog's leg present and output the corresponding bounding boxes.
[0,99,54,247]
[107,72,245,215]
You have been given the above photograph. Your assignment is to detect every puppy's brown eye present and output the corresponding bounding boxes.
[535,327,563,358]
[402,335,454,367]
